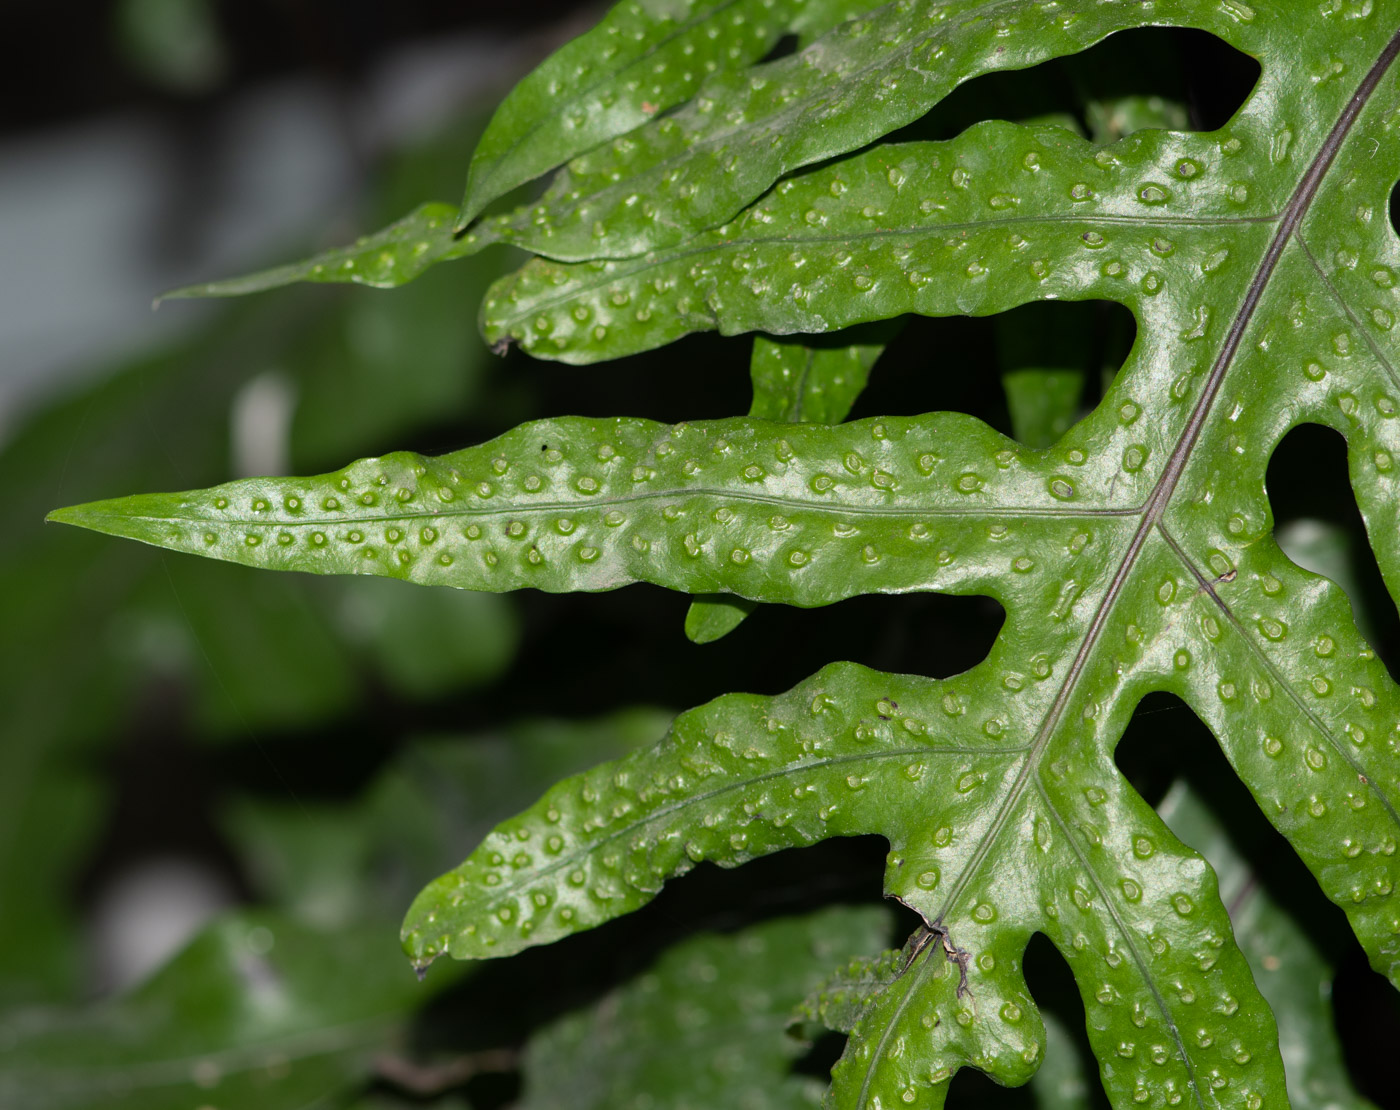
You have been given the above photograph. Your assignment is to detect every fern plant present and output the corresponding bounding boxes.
[48,1,1400,1106]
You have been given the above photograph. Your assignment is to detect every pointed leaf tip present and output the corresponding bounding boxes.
[45,504,94,529]
[155,201,479,301]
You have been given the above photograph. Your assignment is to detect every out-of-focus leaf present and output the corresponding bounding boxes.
[287,265,494,470]
[0,912,428,1110]
[10,168,514,743]
[1030,1012,1101,1110]
[748,334,885,426]
[332,577,518,702]
[225,710,674,926]
[0,94,528,1056]
[1084,95,1189,146]
[0,102,516,1004]
[114,0,227,94]
[224,804,368,930]
[131,558,359,736]
[1000,370,1083,451]
[0,765,102,1007]
[684,594,758,644]
[994,301,1092,452]
[518,906,891,1110]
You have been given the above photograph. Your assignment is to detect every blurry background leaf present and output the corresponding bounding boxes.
[0,912,424,1110]
[0,765,103,1007]
[518,907,891,1110]
[0,99,519,1020]
[114,0,228,95]
[224,710,674,928]
[331,579,518,704]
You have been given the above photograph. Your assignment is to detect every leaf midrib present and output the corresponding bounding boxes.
[929,20,1400,929]
[88,492,1143,533]
[497,212,1278,304]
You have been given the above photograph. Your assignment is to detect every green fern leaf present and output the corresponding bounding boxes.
[686,328,891,641]
[464,1,1253,263]
[458,0,883,229]
[1155,782,1377,1110]
[49,2,1400,1107]
[159,203,469,299]
[795,942,906,1035]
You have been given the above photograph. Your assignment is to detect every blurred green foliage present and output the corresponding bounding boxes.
[4,11,1400,1110]
[0,106,516,1009]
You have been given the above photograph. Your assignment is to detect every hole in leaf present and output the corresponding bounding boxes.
[475,330,755,439]
[847,301,1134,451]
[1390,178,1400,241]
[1332,947,1400,1106]
[945,935,1114,1106]
[476,587,1004,722]
[1267,423,1400,678]
[943,1061,1037,1106]
[1023,933,1113,1108]
[1113,693,1355,944]
[895,27,1258,144]
[792,1030,848,1081]
[760,32,800,65]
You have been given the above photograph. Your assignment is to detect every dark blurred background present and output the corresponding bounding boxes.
[3,5,1399,1108]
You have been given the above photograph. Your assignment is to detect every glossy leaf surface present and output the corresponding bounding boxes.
[50,3,1400,1108]
[461,0,1276,263]
[1155,782,1376,1110]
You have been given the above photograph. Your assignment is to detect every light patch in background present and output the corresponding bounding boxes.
[231,371,297,478]
[0,27,547,446]
[1276,517,1381,647]
[88,856,236,993]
